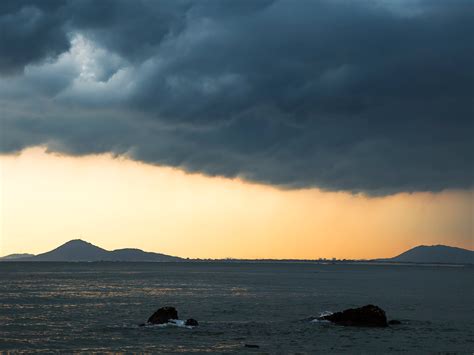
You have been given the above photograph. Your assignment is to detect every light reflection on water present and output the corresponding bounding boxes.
[0,262,472,353]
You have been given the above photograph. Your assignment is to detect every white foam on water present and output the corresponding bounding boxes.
[311,319,330,323]
[310,311,333,323]
[145,319,194,329]
[319,311,333,317]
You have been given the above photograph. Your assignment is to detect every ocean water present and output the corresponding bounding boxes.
[0,262,472,353]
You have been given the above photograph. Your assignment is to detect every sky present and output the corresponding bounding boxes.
[0,0,472,258]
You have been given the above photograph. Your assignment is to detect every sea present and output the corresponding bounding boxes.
[0,262,472,353]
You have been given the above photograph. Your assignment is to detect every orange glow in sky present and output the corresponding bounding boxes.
[0,148,472,259]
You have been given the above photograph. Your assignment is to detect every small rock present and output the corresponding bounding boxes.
[244,344,260,348]
[388,319,401,325]
[147,306,179,325]
[319,304,388,327]
[185,318,199,326]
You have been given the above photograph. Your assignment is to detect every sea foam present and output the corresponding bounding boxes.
[310,311,333,323]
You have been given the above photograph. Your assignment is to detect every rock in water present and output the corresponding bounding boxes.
[185,318,199,326]
[147,306,179,324]
[388,319,401,325]
[319,305,388,327]
[244,344,260,348]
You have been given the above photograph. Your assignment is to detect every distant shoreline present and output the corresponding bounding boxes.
[2,240,472,265]
[0,259,470,267]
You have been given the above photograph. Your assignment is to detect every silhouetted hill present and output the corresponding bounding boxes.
[108,248,182,262]
[0,253,35,260]
[32,240,109,261]
[386,245,473,264]
[2,241,472,264]
[2,239,182,262]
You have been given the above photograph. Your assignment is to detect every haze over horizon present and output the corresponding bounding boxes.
[0,0,472,259]
[2,237,473,262]
[1,148,472,259]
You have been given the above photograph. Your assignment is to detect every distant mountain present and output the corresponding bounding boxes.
[0,253,35,260]
[107,248,181,262]
[386,245,473,264]
[30,240,110,261]
[0,239,182,262]
[2,241,472,264]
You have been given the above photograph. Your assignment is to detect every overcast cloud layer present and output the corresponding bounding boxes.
[0,0,472,194]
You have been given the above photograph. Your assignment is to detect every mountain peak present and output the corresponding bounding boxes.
[4,239,182,262]
[64,239,92,245]
[32,239,108,261]
[390,244,473,264]
[54,239,107,251]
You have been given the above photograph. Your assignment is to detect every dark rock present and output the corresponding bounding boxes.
[138,323,146,327]
[147,306,178,324]
[388,319,401,325]
[185,318,199,326]
[319,304,388,327]
[244,344,260,348]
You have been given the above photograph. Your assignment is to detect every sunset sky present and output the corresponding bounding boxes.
[1,148,471,259]
[0,0,472,258]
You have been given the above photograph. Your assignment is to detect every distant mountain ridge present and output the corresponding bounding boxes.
[384,245,473,264]
[0,239,182,262]
[0,253,35,260]
[1,241,472,264]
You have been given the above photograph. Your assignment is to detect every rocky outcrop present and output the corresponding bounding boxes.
[244,344,260,348]
[147,306,179,324]
[319,304,388,327]
[145,307,198,327]
[185,318,199,326]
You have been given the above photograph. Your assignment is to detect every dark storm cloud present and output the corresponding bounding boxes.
[0,0,70,74]
[0,0,473,194]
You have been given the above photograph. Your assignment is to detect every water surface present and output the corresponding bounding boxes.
[0,262,472,353]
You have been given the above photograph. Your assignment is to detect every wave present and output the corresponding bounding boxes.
[142,319,195,329]
[310,311,333,323]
